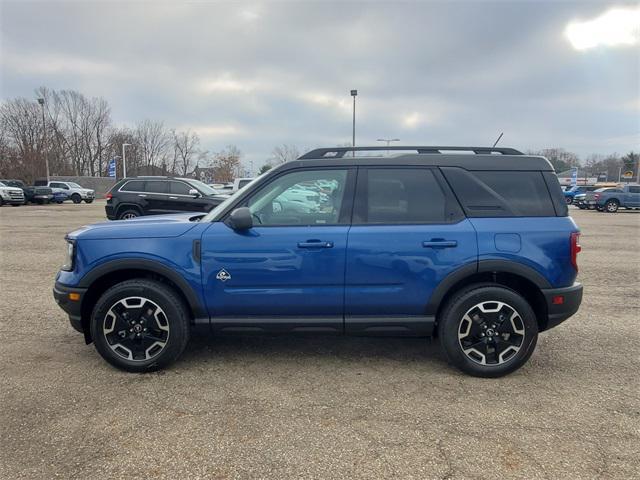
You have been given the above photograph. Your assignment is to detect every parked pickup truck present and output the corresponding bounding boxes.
[587,184,640,212]
[0,179,54,204]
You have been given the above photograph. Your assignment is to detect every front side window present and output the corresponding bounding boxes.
[169,181,192,195]
[357,168,448,224]
[247,169,348,226]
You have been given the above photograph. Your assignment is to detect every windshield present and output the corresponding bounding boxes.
[0,181,6,187]
[67,182,82,188]
[185,179,218,196]
[201,172,268,222]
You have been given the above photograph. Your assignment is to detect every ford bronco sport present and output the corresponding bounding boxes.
[53,146,583,377]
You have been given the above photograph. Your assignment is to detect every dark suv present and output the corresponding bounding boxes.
[105,176,228,220]
[54,146,582,377]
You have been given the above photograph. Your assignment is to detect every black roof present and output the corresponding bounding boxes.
[288,146,554,171]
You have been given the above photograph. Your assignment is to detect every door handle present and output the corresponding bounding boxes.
[422,240,458,248]
[298,240,334,249]
[169,196,178,199]
[138,194,147,198]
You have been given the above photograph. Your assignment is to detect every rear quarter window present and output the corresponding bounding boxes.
[120,180,145,192]
[442,168,556,217]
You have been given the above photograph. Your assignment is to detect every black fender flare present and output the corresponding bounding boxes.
[78,258,207,319]
[114,203,143,217]
[426,260,551,315]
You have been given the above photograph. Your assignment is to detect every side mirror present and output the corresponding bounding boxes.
[189,188,201,197]
[228,207,253,230]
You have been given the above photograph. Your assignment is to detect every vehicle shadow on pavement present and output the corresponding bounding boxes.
[181,334,448,367]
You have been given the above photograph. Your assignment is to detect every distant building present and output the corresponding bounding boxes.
[556,169,598,186]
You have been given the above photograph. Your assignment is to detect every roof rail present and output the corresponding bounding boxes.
[298,146,523,159]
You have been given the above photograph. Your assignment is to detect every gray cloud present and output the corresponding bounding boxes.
[1,0,638,168]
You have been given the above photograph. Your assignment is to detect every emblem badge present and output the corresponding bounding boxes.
[216,269,231,282]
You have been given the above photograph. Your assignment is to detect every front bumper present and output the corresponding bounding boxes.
[81,192,95,199]
[33,194,54,201]
[541,282,583,331]
[1,197,25,205]
[53,282,87,333]
[105,204,116,220]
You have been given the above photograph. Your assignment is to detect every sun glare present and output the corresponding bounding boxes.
[565,6,640,51]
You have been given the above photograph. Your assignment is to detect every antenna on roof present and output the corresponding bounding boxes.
[492,132,504,148]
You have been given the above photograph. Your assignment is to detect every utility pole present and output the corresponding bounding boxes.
[122,143,131,178]
[37,98,50,182]
[351,90,358,157]
[377,138,400,155]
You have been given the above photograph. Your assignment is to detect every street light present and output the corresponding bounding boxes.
[350,89,357,157]
[37,98,50,182]
[122,143,131,178]
[377,138,400,156]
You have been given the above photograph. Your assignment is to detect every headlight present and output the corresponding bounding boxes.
[61,240,75,271]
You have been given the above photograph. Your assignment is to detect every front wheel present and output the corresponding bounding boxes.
[438,284,538,378]
[605,199,619,213]
[71,194,82,204]
[90,279,190,372]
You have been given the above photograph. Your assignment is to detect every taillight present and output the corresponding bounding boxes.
[594,193,601,200]
[105,192,112,200]
[571,232,581,271]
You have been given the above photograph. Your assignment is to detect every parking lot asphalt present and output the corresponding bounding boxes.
[0,201,639,479]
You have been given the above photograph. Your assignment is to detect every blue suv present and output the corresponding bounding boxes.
[53,146,583,377]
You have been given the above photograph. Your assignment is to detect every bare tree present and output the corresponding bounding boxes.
[135,119,170,168]
[270,144,301,164]
[211,145,242,182]
[171,129,200,176]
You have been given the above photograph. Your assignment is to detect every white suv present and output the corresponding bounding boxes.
[47,181,95,204]
[0,181,25,206]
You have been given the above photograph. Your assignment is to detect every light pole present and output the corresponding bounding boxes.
[377,138,400,155]
[350,89,357,157]
[37,98,50,182]
[122,143,131,178]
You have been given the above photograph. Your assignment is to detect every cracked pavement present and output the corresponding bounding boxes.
[1,202,639,479]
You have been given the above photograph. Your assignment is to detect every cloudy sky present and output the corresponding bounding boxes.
[1,0,638,170]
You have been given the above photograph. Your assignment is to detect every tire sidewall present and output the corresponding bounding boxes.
[90,280,190,372]
[71,194,82,204]
[439,285,539,378]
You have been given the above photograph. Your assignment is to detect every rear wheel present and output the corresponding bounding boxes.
[605,199,619,213]
[118,208,140,220]
[438,284,538,377]
[565,197,572,204]
[71,193,82,204]
[90,279,190,372]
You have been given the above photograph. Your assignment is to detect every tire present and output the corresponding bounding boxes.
[565,197,572,205]
[438,284,539,378]
[578,206,586,210]
[71,193,82,204]
[11,204,20,207]
[605,199,619,213]
[118,208,140,220]
[90,279,191,372]
[0,197,3,207]
[84,199,94,204]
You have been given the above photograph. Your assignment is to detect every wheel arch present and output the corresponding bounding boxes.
[78,259,207,342]
[115,203,142,218]
[428,260,550,332]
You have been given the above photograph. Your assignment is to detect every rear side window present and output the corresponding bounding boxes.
[146,181,168,194]
[120,180,145,192]
[442,168,556,217]
[629,186,640,194]
[355,168,458,224]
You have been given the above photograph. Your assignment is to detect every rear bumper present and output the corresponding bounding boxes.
[105,204,116,220]
[541,282,583,331]
[53,282,87,333]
